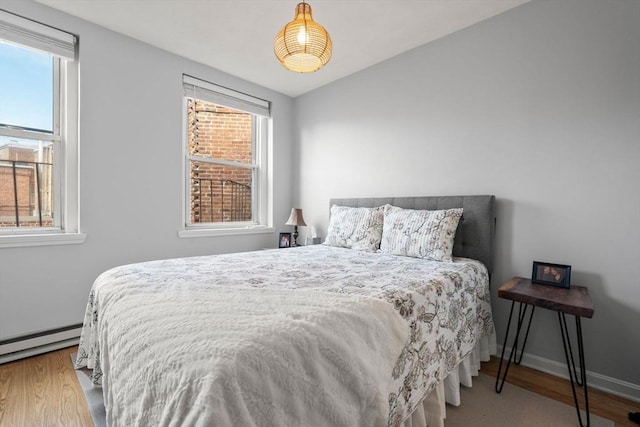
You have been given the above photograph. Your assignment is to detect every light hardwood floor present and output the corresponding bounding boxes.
[0,346,92,426]
[0,346,638,426]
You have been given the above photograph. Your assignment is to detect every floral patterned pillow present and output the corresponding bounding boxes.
[380,205,463,262]
[323,205,385,251]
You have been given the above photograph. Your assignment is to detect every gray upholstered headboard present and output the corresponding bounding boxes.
[329,195,496,274]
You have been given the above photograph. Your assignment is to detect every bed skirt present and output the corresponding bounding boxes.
[402,333,497,427]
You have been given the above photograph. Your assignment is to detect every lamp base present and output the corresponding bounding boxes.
[292,226,299,247]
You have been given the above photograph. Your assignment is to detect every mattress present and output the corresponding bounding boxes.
[75,245,494,426]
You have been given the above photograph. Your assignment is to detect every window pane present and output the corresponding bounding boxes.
[0,136,54,227]
[189,161,252,224]
[0,42,54,133]
[187,98,254,163]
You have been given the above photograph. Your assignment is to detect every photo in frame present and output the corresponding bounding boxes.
[531,261,571,288]
[278,232,292,248]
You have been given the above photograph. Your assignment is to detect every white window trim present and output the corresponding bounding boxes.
[0,231,86,248]
[178,225,274,239]
[179,76,273,238]
[0,11,84,249]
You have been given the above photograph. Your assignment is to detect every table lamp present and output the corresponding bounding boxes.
[285,208,306,246]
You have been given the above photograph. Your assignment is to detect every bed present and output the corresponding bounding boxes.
[75,195,497,427]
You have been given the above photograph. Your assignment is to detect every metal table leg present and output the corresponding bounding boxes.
[558,312,590,427]
[495,301,535,393]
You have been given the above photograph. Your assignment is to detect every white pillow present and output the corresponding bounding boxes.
[323,205,385,252]
[380,205,463,262]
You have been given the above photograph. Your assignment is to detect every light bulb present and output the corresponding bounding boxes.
[297,27,307,45]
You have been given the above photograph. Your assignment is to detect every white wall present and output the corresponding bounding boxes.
[295,0,640,391]
[0,0,295,340]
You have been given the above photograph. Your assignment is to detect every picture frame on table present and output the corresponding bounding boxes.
[278,232,292,248]
[531,261,571,288]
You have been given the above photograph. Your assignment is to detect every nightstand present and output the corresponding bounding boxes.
[495,276,594,427]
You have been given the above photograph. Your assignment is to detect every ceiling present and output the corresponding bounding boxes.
[35,0,529,98]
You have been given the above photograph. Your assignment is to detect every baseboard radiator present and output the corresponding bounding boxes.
[0,324,82,364]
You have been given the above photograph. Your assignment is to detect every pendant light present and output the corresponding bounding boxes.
[274,2,332,73]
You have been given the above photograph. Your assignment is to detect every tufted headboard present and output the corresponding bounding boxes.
[329,195,496,275]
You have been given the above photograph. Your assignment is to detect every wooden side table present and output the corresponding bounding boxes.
[495,276,594,427]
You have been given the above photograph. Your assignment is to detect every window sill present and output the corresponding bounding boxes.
[0,232,87,249]
[178,226,275,239]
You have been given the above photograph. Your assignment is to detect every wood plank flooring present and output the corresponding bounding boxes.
[0,346,638,426]
[0,346,93,427]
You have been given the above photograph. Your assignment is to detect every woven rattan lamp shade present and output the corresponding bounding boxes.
[274,2,332,73]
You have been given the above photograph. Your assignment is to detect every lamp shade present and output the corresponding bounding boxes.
[285,208,307,226]
[274,2,332,73]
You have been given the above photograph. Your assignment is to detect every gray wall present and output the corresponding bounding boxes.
[294,0,640,391]
[0,0,294,339]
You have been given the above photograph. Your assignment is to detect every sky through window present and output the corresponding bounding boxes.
[0,41,53,136]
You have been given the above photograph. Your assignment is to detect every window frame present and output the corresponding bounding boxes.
[179,75,273,238]
[0,10,84,248]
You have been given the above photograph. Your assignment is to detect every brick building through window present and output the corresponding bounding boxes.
[0,143,53,228]
[187,99,253,224]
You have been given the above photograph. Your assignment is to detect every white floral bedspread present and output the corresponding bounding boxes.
[75,245,494,426]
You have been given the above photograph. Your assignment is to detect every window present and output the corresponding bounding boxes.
[0,10,82,247]
[180,75,272,237]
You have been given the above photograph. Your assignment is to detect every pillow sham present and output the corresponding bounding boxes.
[323,205,385,252]
[380,205,463,262]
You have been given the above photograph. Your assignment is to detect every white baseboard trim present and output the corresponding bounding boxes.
[498,345,640,403]
[0,325,81,365]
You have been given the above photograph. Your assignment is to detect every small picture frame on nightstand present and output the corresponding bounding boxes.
[279,232,292,248]
[531,261,571,288]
